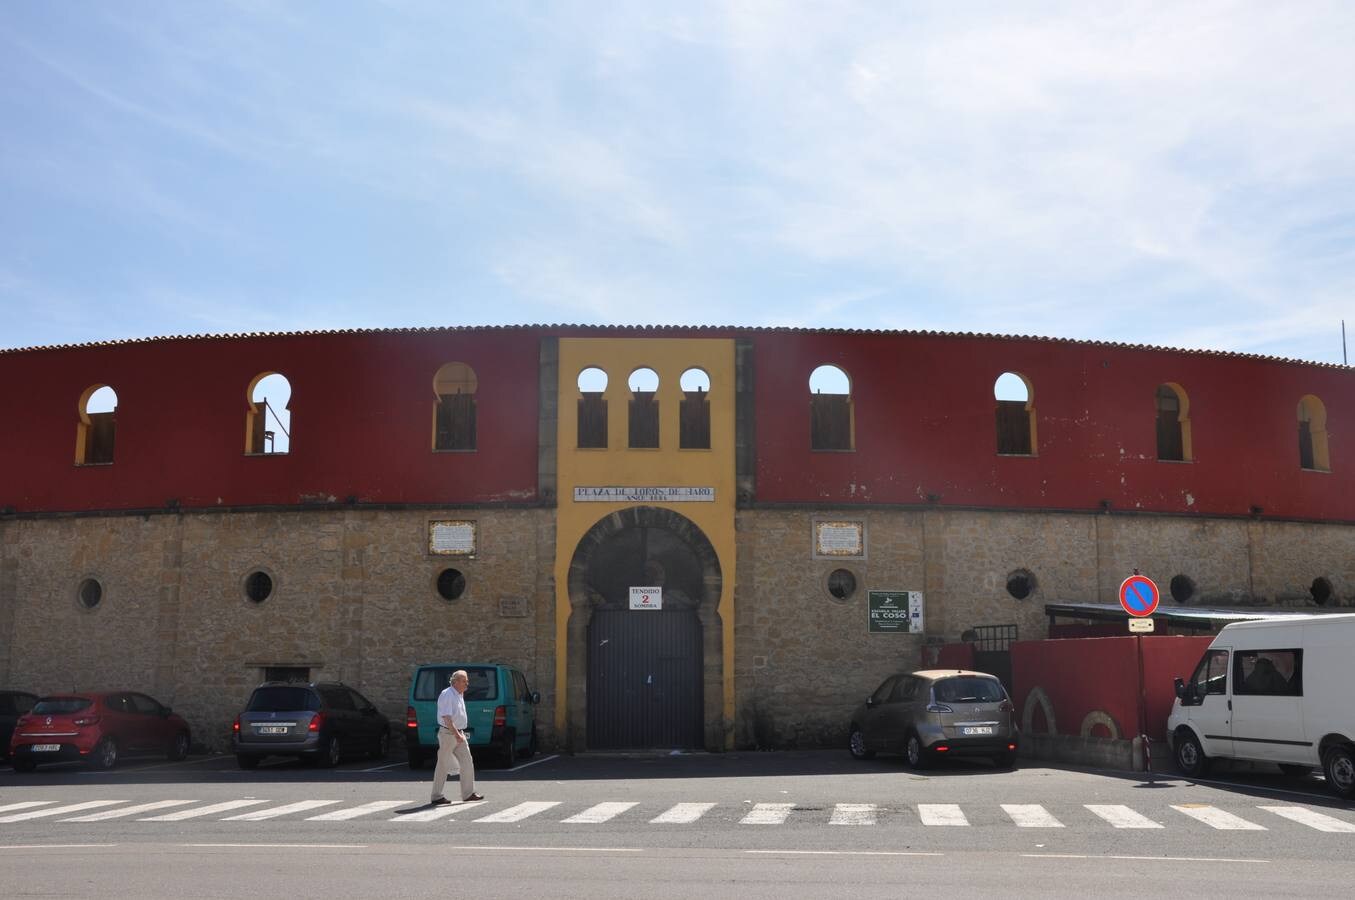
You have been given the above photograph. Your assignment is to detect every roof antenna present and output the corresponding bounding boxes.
[1343,320,1348,366]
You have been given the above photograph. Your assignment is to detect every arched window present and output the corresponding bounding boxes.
[1155,383,1192,462]
[679,368,711,450]
[245,373,292,455]
[628,367,660,449]
[995,372,1035,455]
[432,363,477,451]
[577,367,608,449]
[75,385,118,465]
[809,365,853,451]
[1298,394,1330,471]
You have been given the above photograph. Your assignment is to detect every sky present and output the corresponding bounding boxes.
[3,1,1355,364]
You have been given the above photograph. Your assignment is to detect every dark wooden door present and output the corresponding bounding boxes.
[586,609,703,749]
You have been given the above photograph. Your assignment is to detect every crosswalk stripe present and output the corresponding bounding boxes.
[390,800,487,822]
[829,803,877,825]
[1085,805,1163,829]
[0,801,125,823]
[1171,805,1266,830]
[222,801,341,821]
[0,802,56,815]
[1258,806,1355,833]
[142,800,270,821]
[740,803,795,825]
[1002,804,1064,828]
[306,801,408,822]
[918,804,968,827]
[474,801,561,823]
[561,802,638,824]
[63,801,197,822]
[650,803,715,824]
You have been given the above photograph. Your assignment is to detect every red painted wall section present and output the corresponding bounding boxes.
[752,332,1355,520]
[923,643,977,670]
[1011,635,1213,741]
[0,331,543,512]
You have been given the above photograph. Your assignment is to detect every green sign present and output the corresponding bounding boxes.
[868,591,912,634]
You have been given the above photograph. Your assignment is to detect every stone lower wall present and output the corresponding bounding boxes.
[732,508,1353,751]
[0,508,556,753]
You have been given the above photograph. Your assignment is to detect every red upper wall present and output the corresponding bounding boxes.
[3,326,1352,520]
[0,330,543,512]
[751,331,1355,520]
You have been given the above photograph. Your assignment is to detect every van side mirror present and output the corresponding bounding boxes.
[1173,677,1186,701]
[530,691,541,705]
[865,697,875,709]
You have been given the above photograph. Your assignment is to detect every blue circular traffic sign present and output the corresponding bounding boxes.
[1119,575,1160,617]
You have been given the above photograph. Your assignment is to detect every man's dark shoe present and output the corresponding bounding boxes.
[430,796,452,806]
[464,793,485,802]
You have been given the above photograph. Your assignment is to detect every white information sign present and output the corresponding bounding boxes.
[908,591,925,632]
[429,520,476,556]
[574,487,715,503]
[815,521,864,557]
[1128,618,1155,633]
[629,586,663,610]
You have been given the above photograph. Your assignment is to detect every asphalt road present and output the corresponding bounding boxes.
[2,750,1352,898]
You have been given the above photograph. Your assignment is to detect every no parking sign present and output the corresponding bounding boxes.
[1118,575,1160,617]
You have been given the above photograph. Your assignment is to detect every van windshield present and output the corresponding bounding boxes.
[933,677,1005,704]
[413,666,498,702]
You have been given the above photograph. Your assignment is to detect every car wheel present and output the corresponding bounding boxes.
[848,726,875,760]
[992,751,1018,769]
[407,748,424,770]
[1323,745,1355,799]
[501,729,517,768]
[905,732,929,770]
[236,753,260,770]
[12,757,36,773]
[521,724,538,760]
[320,736,342,768]
[1278,763,1312,778]
[91,737,119,770]
[1174,729,1210,778]
[373,730,390,761]
[167,732,190,761]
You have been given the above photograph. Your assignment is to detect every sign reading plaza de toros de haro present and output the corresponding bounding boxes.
[573,486,715,502]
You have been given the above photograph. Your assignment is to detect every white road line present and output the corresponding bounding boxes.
[829,804,877,825]
[474,801,561,823]
[746,850,943,857]
[63,801,197,822]
[1258,805,1355,833]
[650,803,716,824]
[1085,805,1163,829]
[186,843,367,849]
[435,845,641,853]
[142,800,270,821]
[1002,804,1064,828]
[1171,805,1267,830]
[223,801,342,821]
[391,800,487,822]
[356,762,407,773]
[506,754,560,773]
[561,802,638,824]
[917,804,969,827]
[740,803,795,825]
[306,801,408,821]
[1025,854,1268,864]
[0,844,119,850]
[0,801,126,823]
[0,802,55,815]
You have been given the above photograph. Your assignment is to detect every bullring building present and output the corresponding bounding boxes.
[0,326,1350,752]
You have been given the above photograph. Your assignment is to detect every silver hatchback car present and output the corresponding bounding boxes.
[849,669,1018,768]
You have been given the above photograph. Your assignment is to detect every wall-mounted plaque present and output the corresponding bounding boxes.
[869,590,923,634]
[429,520,476,556]
[815,520,864,557]
[499,597,530,618]
[574,486,715,502]
[629,586,663,610]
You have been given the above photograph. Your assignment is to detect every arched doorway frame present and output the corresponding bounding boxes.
[565,505,724,750]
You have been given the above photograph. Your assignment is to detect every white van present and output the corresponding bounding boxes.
[1167,613,1355,798]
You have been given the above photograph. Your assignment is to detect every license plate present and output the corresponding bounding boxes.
[31,744,61,752]
[256,726,288,735]
[961,726,994,736]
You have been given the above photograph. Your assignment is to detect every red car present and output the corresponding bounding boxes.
[9,691,191,771]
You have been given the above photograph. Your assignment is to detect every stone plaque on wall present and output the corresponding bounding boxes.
[814,520,865,558]
[499,597,530,618]
[429,520,476,556]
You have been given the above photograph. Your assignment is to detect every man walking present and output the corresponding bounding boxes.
[430,669,483,804]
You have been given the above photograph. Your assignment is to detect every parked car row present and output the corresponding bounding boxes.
[4,661,542,773]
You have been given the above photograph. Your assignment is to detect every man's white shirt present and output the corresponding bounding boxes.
[437,684,468,730]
